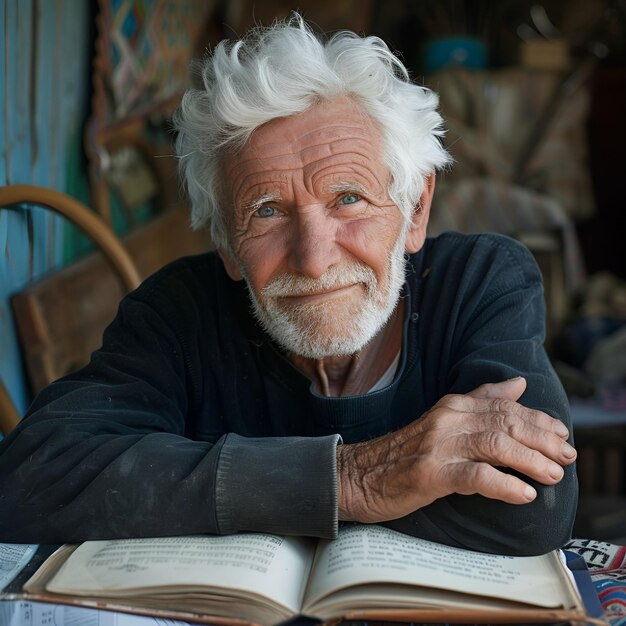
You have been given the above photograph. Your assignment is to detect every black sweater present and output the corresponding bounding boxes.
[0,232,577,554]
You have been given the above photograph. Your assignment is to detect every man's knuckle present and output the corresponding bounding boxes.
[529,408,551,425]
[469,463,493,489]
[424,408,454,432]
[493,411,517,433]
[524,448,543,467]
[489,398,506,413]
[420,430,439,453]
[437,393,465,412]
[496,397,520,415]
[483,430,509,457]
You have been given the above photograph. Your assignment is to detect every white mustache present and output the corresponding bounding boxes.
[261,264,377,298]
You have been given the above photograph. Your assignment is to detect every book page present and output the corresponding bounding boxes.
[46,534,314,614]
[308,581,549,618]
[0,544,38,591]
[304,525,575,612]
[0,599,190,626]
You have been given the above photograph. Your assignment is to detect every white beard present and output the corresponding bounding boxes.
[242,230,408,359]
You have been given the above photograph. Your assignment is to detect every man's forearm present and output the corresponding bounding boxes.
[0,418,341,543]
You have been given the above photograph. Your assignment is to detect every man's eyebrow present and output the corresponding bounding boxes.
[327,182,368,195]
[242,193,282,211]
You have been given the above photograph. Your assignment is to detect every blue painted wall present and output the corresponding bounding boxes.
[0,0,92,416]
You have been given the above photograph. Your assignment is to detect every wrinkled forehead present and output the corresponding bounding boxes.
[222,95,385,168]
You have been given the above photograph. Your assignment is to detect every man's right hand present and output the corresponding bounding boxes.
[336,377,577,524]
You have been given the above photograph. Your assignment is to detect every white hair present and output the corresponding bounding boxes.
[174,14,451,250]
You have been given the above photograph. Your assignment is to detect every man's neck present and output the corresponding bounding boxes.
[287,300,405,397]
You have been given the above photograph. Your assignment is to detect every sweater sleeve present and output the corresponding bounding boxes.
[0,264,339,543]
[386,234,578,556]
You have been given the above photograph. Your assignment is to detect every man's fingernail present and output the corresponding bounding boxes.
[562,442,577,458]
[549,465,564,480]
[555,422,569,438]
[507,376,523,381]
[524,485,537,501]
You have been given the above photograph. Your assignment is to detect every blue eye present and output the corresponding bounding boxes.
[256,206,276,218]
[339,193,360,205]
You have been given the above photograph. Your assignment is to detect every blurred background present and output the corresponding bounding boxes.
[1,0,625,541]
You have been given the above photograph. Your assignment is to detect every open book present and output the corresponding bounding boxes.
[23,524,588,625]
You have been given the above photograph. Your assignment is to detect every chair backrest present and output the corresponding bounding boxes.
[10,250,134,394]
[0,379,21,437]
[0,185,141,290]
[1,185,210,425]
[0,185,141,429]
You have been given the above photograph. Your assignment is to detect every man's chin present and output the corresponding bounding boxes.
[262,310,385,359]
[276,334,367,360]
[251,275,404,359]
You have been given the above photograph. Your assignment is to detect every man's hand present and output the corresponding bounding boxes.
[336,377,577,523]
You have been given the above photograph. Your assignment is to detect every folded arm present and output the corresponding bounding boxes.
[337,235,578,555]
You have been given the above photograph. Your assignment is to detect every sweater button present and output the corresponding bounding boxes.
[411,312,420,322]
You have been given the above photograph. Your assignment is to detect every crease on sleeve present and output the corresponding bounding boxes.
[215,433,341,538]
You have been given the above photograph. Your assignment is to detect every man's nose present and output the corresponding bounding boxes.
[288,211,342,279]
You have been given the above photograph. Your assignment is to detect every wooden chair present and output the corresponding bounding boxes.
[0,185,210,435]
[0,379,21,437]
[0,185,141,289]
[0,185,141,435]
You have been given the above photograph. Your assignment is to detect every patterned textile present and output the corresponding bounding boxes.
[103,0,214,118]
[566,538,626,625]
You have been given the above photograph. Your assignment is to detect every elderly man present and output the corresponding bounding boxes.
[0,17,576,555]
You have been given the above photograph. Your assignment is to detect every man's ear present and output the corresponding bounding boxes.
[218,248,244,281]
[404,172,436,254]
